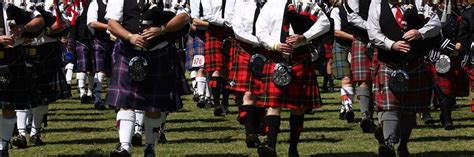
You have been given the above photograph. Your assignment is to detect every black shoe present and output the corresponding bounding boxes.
[223,105,230,115]
[110,144,131,157]
[196,99,206,108]
[157,132,167,144]
[321,86,329,93]
[257,144,277,157]
[144,144,156,157]
[80,96,89,104]
[192,94,200,102]
[421,113,434,125]
[288,146,299,157]
[397,145,410,157]
[206,99,215,108]
[245,134,260,148]
[11,135,27,148]
[345,110,355,123]
[1,142,9,157]
[360,118,376,133]
[214,107,225,117]
[440,114,455,130]
[30,134,44,146]
[328,86,335,93]
[132,133,142,146]
[339,110,346,120]
[94,103,106,110]
[374,127,384,145]
[378,144,396,157]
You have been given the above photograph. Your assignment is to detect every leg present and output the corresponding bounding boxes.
[379,111,399,157]
[1,109,17,156]
[190,70,199,102]
[94,72,106,110]
[132,110,144,146]
[326,59,334,92]
[356,81,376,133]
[258,107,281,157]
[111,109,135,157]
[440,96,456,130]
[398,112,416,157]
[77,72,88,103]
[195,74,207,108]
[157,112,168,144]
[30,105,48,146]
[143,112,165,157]
[340,77,354,122]
[12,110,28,148]
[288,109,305,157]
[65,63,74,85]
[240,92,259,148]
[87,73,94,99]
[211,71,224,116]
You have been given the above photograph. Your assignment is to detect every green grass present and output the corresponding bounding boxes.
[8,80,474,157]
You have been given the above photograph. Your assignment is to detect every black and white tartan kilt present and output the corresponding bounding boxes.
[331,41,352,80]
[24,42,72,106]
[0,47,34,110]
[105,43,183,112]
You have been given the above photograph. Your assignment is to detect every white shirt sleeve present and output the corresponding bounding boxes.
[367,1,394,51]
[232,1,259,45]
[105,0,123,22]
[256,1,280,50]
[223,0,236,27]
[331,7,342,30]
[418,7,442,39]
[190,0,200,18]
[346,0,368,30]
[302,5,330,42]
[202,0,224,26]
[87,1,99,26]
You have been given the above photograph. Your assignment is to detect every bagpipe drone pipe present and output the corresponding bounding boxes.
[141,1,190,50]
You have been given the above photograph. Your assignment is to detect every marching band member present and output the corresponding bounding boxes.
[459,0,474,112]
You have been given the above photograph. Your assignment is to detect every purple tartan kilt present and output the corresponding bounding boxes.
[92,38,114,75]
[185,32,206,71]
[373,51,434,112]
[0,47,33,110]
[105,44,182,112]
[112,39,122,66]
[74,40,92,72]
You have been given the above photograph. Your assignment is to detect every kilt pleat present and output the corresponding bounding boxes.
[227,39,262,94]
[351,38,372,82]
[75,40,92,72]
[427,60,470,97]
[331,42,352,79]
[92,38,114,75]
[204,25,232,72]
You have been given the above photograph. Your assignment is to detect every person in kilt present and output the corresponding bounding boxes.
[86,0,113,110]
[188,0,212,108]
[425,0,470,130]
[321,0,335,93]
[367,0,441,156]
[105,0,190,156]
[229,0,267,150]
[201,0,236,116]
[458,0,474,112]
[255,0,330,156]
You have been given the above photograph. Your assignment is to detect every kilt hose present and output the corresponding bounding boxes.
[466,64,474,92]
[373,51,434,112]
[0,47,33,110]
[427,60,470,97]
[105,43,182,112]
[92,37,114,75]
[324,41,333,59]
[204,24,233,73]
[351,38,373,82]
[227,39,262,94]
[74,40,93,72]
[331,42,352,80]
[185,30,206,71]
[255,48,321,110]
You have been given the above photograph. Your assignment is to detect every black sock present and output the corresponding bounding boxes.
[329,77,334,88]
[242,105,257,134]
[399,112,416,150]
[322,75,328,89]
[265,115,281,149]
[289,114,304,150]
[220,78,229,107]
[211,77,221,107]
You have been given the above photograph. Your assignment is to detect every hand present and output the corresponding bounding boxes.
[402,29,422,41]
[276,43,293,56]
[391,41,411,53]
[0,35,14,47]
[286,34,306,46]
[455,42,462,51]
[10,25,26,37]
[129,34,148,48]
[142,27,163,41]
[110,34,117,42]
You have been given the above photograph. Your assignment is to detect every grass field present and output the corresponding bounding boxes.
[8,80,474,157]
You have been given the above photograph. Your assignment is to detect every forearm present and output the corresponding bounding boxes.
[193,18,209,29]
[335,30,354,41]
[90,21,108,30]
[108,19,132,42]
[165,13,190,32]
[25,17,45,32]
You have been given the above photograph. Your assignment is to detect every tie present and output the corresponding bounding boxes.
[221,0,226,18]
[395,5,403,28]
[252,1,262,36]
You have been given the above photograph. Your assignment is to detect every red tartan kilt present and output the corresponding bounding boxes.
[324,42,333,59]
[466,64,474,92]
[204,25,232,73]
[427,62,470,97]
[351,38,372,82]
[227,40,262,94]
[373,53,433,112]
[255,54,321,110]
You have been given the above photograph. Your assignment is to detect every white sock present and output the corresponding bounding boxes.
[77,72,87,96]
[144,114,164,145]
[190,70,197,89]
[196,77,206,98]
[87,73,94,96]
[117,110,135,153]
[16,110,28,136]
[65,63,74,84]
[341,87,354,111]
[94,72,106,101]
[205,81,211,99]
[134,110,144,135]
[31,105,48,136]
[0,116,17,150]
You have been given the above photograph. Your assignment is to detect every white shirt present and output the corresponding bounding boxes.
[330,7,342,30]
[367,1,441,51]
[346,0,370,30]
[87,0,107,34]
[201,0,235,27]
[105,0,188,22]
[231,0,261,46]
[255,0,330,50]
[190,0,201,19]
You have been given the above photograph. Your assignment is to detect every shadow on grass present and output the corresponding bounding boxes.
[51,149,107,157]
[412,151,474,157]
[281,117,322,122]
[47,137,117,145]
[310,152,377,157]
[167,118,228,123]
[167,126,241,132]
[184,154,249,157]
[49,108,97,112]
[48,118,109,122]
[46,127,111,133]
[167,137,237,144]
[411,135,474,142]
[417,124,474,129]
[176,109,192,113]
[280,126,352,133]
[51,112,105,116]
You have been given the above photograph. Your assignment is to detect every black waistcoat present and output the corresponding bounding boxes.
[337,5,354,46]
[352,0,370,42]
[73,2,92,41]
[94,0,108,40]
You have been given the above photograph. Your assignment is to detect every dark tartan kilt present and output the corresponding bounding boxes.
[331,42,352,79]
[170,45,192,96]
[204,25,232,73]
[0,47,33,110]
[185,31,205,71]
[112,39,122,66]
[466,64,474,92]
[92,37,114,75]
[74,40,93,72]
[227,39,262,94]
[105,43,182,112]
[324,42,333,59]
[255,49,321,110]
[373,52,434,112]
[427,60,469,97]
[31,42,72,104]
[351,38,373,82]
